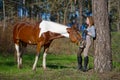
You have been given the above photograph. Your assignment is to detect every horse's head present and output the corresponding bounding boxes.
[67,24,82,45]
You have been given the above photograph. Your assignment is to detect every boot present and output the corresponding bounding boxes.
[77,56,82,70]
[83,56,89,72]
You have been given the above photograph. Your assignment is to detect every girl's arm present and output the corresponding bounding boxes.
[87,27,95,38]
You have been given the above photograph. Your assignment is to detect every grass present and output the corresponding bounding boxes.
[0,53,99,80]
[0,53,120,80]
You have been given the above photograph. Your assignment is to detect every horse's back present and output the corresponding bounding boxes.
[13,22,40,44]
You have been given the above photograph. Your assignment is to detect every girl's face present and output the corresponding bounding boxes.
[86,18,90,26]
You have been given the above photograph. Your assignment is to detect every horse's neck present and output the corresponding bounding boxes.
[35,21,42,27]
[39,20,69,38]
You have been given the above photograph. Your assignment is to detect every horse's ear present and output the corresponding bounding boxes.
[72,24,77,29]
[67,28,71,33]
[72,24,79,31]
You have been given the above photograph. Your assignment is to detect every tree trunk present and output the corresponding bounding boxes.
[92,0,112,73]
[3,0,6,31]
[108,0,110,13]
[63,0,72,24]
[79,0,83,25]
[117,23,120,31]
[117,0,120,31]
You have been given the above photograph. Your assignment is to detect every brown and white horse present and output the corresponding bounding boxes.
[13,20,82,70]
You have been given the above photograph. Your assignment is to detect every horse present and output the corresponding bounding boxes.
[13,20,82,71]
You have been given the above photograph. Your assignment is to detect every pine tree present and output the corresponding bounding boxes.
[92,0,112,73]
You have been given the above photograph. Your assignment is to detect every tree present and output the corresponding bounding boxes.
[92,0,112,72]
[108,0,120,31]
[117,0,120,31]
[3,0,5,31]
[79,0,83,25]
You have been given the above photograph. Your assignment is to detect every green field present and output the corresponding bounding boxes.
[0,53,120,80]
[0,32,120,80]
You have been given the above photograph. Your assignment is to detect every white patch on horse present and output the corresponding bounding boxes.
[28,40,31,44]
[15,44,20,67]
[43,52,47,69]
[39,20,69,38]
[15,44,19,54]
[32,55,39,70]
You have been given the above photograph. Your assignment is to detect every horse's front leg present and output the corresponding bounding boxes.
[43,42,51,70]
[43,49,48,70]
[32,43,41,71]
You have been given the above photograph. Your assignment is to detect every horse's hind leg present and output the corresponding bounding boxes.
[15,43,22,68]
[14,40,24,69]
[20,42,27,67]
[15,41,27,69]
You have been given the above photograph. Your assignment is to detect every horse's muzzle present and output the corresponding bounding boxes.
[76,40,81,46]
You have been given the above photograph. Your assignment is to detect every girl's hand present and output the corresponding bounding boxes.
[84,30,88,35]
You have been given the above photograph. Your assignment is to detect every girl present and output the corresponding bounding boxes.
[77,16,96,72]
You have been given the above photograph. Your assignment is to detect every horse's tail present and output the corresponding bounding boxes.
[13,22,21,43]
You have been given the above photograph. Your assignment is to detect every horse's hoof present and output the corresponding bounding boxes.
[19,65,22,69]
[32,68,36,71]
[43,67,46,70]
[18,64,22,69]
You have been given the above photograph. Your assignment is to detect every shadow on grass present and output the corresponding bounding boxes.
[0,61,15,66]
[47,64,69,69]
